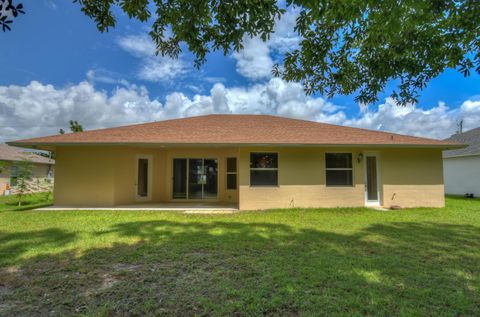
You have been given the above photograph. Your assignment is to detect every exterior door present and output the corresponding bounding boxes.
[188,158,204,199]
[135,155,152,201]
[172,158,218,200]
[203,159,218,199]
[365,154,380,206]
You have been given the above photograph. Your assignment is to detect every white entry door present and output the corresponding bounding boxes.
[364,154,381,206]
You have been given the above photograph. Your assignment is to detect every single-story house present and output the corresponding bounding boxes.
[8,115,461,210]
[443,127,480,197]
[0,144,55,196]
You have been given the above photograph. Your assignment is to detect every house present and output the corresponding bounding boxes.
[8,115,461,210]
[0,144,55,196]
[443,127,480,197]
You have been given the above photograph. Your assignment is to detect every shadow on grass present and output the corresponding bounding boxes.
[0,220,479,316]
[0,228,76,266]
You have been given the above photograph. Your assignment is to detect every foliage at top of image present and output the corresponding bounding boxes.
[3,1,479,105]
[0,0,24,32]
[74,0,480,105]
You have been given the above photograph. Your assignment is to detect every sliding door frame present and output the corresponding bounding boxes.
[171,157,219,201]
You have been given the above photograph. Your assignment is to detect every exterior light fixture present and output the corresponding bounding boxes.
[357,153,363,163]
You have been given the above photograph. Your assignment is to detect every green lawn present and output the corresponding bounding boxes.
[0,197,479,316]
[0,192,53,211]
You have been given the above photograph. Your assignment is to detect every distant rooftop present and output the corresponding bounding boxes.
[0,144,55,165]
[443,127,480,158]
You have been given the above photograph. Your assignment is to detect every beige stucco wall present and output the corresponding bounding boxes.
[381,149,444,208]
[238,147,444,210]
[55,147,116,206]
[238,147,365,210]
[54,146,239,206]
[53,146,444,209]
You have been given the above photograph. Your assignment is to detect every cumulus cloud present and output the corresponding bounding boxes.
[269,7,301,53]
[0,81,163,142]
[233,8,301,81]
[233,37,274,80]
[118,34,187,82]
[345,98,480,139]
[1,78,479,142]
[118,9,300,83]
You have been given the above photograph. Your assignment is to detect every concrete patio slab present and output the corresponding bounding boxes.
[35,202,239,213]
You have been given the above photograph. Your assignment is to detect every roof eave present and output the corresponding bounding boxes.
[443,152,480,159]
[7,141,464,150]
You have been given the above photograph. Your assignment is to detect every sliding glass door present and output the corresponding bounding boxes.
[172,158,218,200]
[203,159,218,199]
[188,158,204,199]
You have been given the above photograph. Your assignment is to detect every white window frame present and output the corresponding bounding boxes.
[171,157,219,200]
[325,152,354,187]
[249,152,279,187]
[226,157,238,190]
[364,152,381,206]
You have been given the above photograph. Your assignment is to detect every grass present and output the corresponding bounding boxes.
[0,196,479,316]
[0,192,53,211]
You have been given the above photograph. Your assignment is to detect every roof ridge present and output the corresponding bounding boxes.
[7,114,461,148]
[8,114,450,144]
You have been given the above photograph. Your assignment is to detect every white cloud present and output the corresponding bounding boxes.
[269,7,301,53]
[345,98,480,139]
[0,81,163,142]
[117,34,187,82]
[233,8,301,81]
[233,37,274,80]
[86,69,130,86]
[118,35,156,56]
[1,78,479,143]
[138,57,187,82]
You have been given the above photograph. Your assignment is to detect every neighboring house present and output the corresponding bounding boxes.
[443,127,480,197]
[8,115,461,209]
[0,144,55,196]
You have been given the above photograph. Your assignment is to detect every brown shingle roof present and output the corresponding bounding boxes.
[0,144,55,164]
[7,114,461,148]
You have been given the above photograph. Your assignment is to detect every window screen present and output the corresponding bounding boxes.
[250,153,278,186]
[226,157,237,190]
[325,153,353,186]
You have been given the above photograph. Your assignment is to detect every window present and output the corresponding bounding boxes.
[325,153,353,186]
[226,157,237,190]
[250,152,278,186]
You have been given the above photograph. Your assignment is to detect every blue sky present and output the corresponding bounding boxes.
[1,0,480,142]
